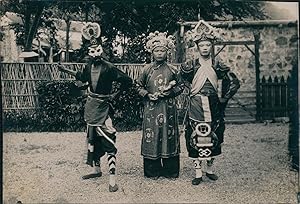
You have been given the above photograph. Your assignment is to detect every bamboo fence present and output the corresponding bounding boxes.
[3,62,290,121]
[1,63,182,111]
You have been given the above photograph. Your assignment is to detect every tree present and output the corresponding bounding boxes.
[1,0,86,62]
[48,2,86,62]
[1,0,268,63]
[1,0,48,59]
[93,0,268,62]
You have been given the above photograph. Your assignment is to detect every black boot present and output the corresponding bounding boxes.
[192,177,203,185]
[206,173,218,181]
[82,172,102,180]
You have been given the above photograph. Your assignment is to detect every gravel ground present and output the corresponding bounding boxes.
[3,123,299,203]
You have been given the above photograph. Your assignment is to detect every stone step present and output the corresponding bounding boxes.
[225,118,257,124]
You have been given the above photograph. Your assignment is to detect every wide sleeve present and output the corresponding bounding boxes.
[216,59,240,101]
[75,64,90,83]
[110,65,133,90]
[135,65,151,98]
[167,66,185,98]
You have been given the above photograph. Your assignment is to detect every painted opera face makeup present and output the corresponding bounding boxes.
[88,44,103,58]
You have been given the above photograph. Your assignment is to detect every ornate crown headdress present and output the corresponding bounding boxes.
[184,20,223,47]
[145,31,176,52]
[81,22,101,47]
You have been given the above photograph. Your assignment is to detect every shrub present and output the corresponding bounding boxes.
[36,80,144,132]
[3,110,41,132]
[3,81,144,132]
[112,83,143,131]
[36,80,86,132]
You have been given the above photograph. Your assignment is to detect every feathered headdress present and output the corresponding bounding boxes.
[184,20,223,47]
[81,22,104,58]
[81,22,101,47]
[145,31,176,52]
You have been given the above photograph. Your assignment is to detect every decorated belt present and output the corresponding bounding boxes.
[198,89,217,96]
[87,88,111,99]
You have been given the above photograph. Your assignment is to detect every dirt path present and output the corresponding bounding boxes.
[3,123,298,203]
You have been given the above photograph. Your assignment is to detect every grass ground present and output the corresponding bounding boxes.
[3,123,298,203]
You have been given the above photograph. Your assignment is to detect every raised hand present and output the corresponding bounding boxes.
[57,63,65,72]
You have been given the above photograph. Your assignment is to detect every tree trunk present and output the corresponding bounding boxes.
[49,46,53,63]
[24,4,31,50]
[24,2,44,52]
[65,19,71,62]
[85,2,89,22]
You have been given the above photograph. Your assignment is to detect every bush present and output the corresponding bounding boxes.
[3,110,41,132]
[36,80,86,132]
[112,84,143,131]
[3,81,145,132]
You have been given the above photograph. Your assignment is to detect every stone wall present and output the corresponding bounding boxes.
[180,20,298,110]
[180,21,299,118]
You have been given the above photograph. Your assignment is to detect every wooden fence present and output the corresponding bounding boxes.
[1,63,292,122]
[258,76,291,120]
[2,63,85,110]
[1,63,182,111]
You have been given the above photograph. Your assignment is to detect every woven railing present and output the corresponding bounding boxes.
[1,62,265,123]
[1,63,182,111]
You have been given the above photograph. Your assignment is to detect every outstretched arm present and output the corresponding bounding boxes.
[112,66,133,89]
[57,63,77,77]
[58,63,89,83]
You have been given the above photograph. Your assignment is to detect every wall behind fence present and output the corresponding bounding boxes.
[181,20,298,119]
[1,62,294,121]
[183,20,298,80]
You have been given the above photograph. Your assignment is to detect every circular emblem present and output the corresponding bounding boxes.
[145,128,153,143]
[195,123,211,137]
[156,113,166,126]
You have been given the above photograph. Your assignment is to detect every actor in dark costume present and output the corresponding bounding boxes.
[58,23,132,192]
[136,31,184,180]
[181,20,240,185]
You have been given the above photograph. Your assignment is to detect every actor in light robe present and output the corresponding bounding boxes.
[181,20,240,185]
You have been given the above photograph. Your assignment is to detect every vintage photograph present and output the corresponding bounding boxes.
[1,0,299,203]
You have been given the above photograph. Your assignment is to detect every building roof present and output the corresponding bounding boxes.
[2,12,84,50]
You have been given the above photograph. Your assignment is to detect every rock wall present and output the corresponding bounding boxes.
[183,20,298,91]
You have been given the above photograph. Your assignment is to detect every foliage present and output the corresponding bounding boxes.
[94,0,268,62]
[122,34,151,63]
[3,110,41,132]
[36,80,86,132]
[1,0,48,51]
[1,0,268,63]
[97,1,268,37]
[112,83,144,131]
[3,80,144,132]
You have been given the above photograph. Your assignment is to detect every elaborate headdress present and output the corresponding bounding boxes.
[81,22,103,57]
[145,31,176,52]
[81,22,101,46]
[184,20,223,47]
